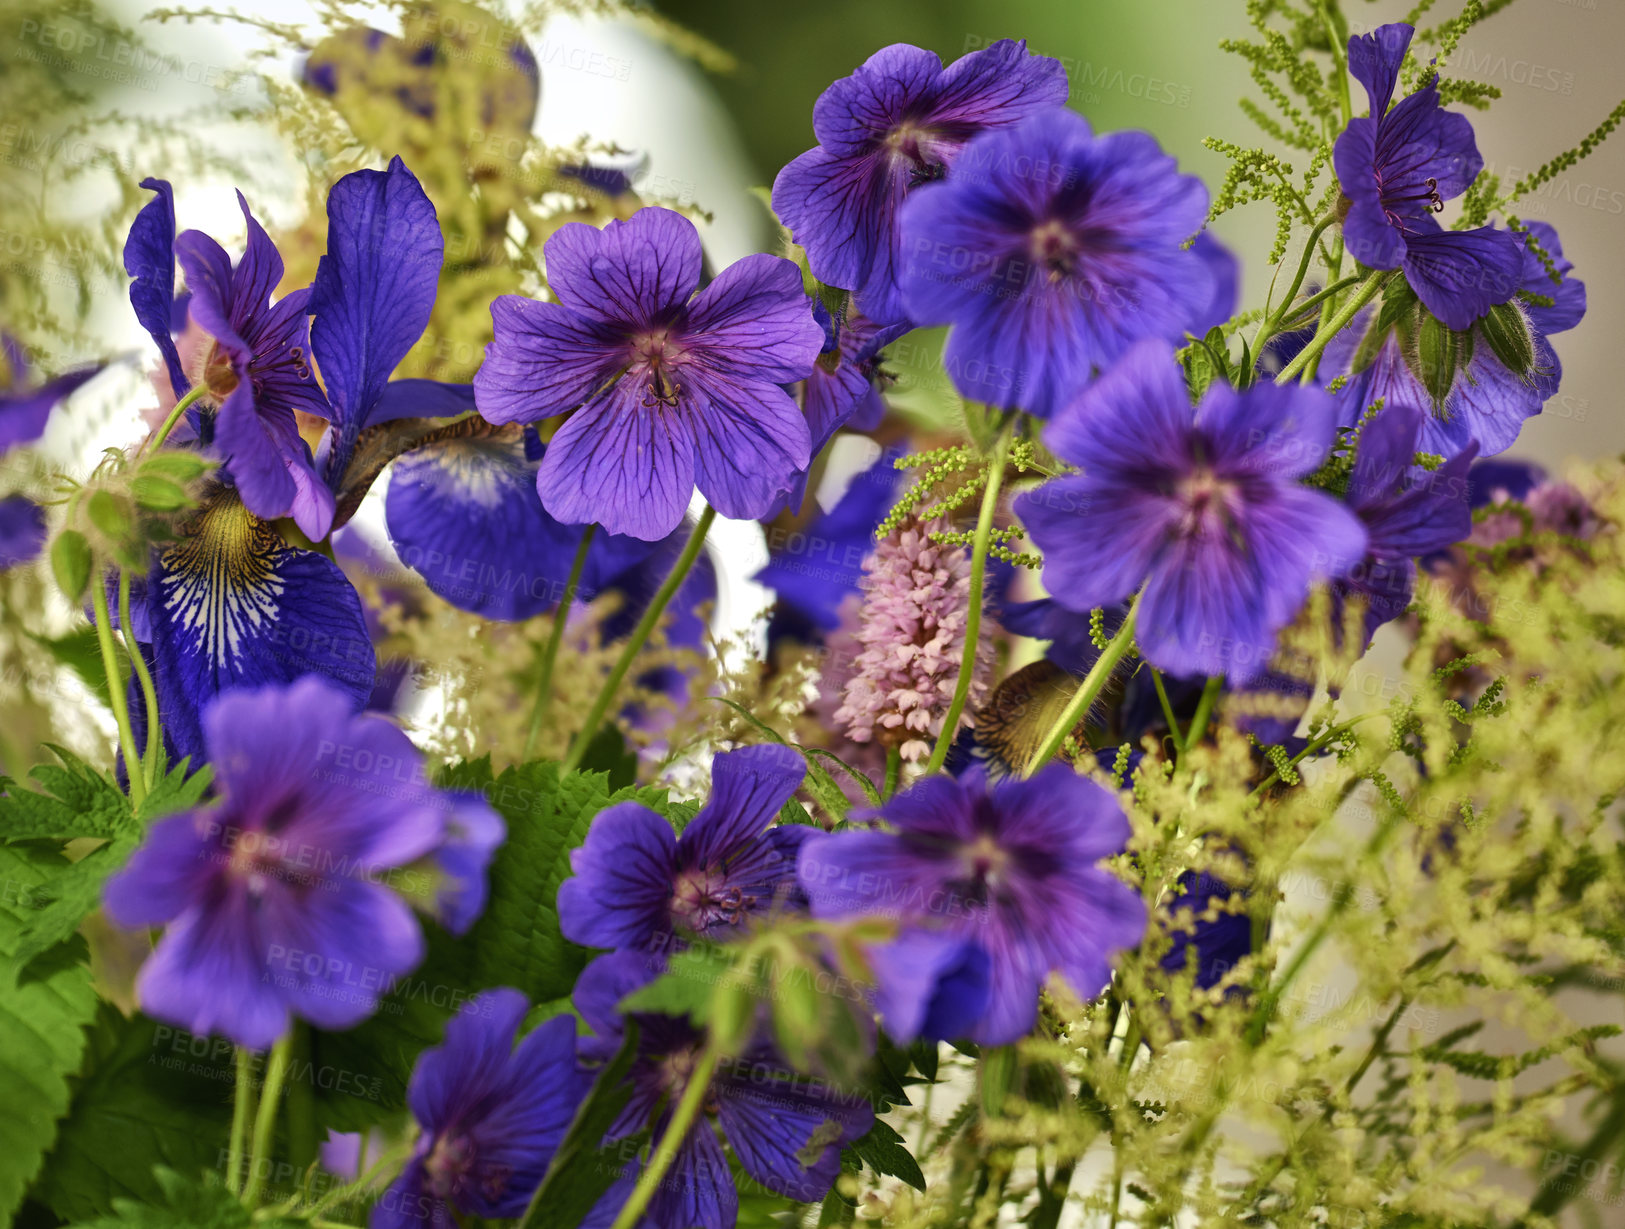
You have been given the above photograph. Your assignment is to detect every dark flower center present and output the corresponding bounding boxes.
[633,331,684,408]
[1175,467,1238,538]
[658,1045,721,1116]
[199,340,240,401]
[670,866,752,932]
[224,828,287,895]
[1028,220,1078,280]
[423,1131,477,1200]
[1379,174,1444,227]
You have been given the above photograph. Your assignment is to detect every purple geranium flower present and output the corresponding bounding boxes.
[474,208,824,541]
[800,301,907,460]
[773,41,1068,325]
[575,950,873,1229]
[1015,341,1368,682]
[897,108,1214,418]
[373,990,586,1228]
[1,333,101,453]
[557,744,807,952]
[1339,404,1477,640]
[1160,869,1252,994]
[125,179,337,539]
[1333,22,1521,330]
[103,677,503,1048]
[1323,219,1586,457]
[797,766,1146,1045]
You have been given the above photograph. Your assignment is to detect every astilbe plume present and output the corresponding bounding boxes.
[834,516,989,762]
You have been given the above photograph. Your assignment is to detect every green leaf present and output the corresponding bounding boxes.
[573,725,638,792]
[0,844,99,1226]
[59,1167,294,1229]
[137,760,210,824]
[7,837,136,976]
[33,1008,233,1223]
[617,942,738,1026]
[517,1023,643,1229]
[849,1119,925,1191]
[0,748,134,843]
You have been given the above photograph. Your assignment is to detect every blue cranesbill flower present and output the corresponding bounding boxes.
[373,990,586,1228]
[1159,869,1253,994]
[1338,404,1476,640]
[126,179,335,539]
[897,108,1214,418]
[1015,341,1368,682]
[797,767,1146,1045]
[104,678,503,1048]
[1322,220,1586,457]
[557,744,808,952]
[474,207,824,540]
[1333,22,1521,330]
[574,950,873,1229]
[773,40,1068,326]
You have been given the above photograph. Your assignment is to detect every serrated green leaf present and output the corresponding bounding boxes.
[137,761,210,824]
[516,1023,643,1229]
[33,1007,233,1223]
[8,837,136,975]
[0,844,99,1225]
[849,1119,924,1191]
[59,1166,292,1229]
[1,749,134,843]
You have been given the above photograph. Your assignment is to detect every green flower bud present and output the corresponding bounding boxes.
[130,474,193,512]
[86,490,133,541]
[51,530,92,603]
[1478,301,1537,380]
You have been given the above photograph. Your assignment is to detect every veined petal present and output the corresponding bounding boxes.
[123,177,189,399]
[556,803,679,951]
[1402,225,1523,331]
[679,744,806,869]
[384,424,583,620]
[145,488,375,762]
[473,295,627,424]
[311,156,443,478]
[228,191,287,334]
[534,379,695,540]
[684,372,811,522]
[213,383,336,540]
[1347,23,1413,118]
[683,254,825,385]
[173,229,249,356]
[542,209,702,327]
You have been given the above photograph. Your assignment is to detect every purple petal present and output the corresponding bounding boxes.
[213,383,335,540]
[429,794,506,935]
[648,1117,735,1229]
[1347,23,1414,117]
[1017,475,1172,613]
[1043,339,1194,473]
[0,366,100,454]
[543,209,702,327]
[368,379,476,425]
[407,988,528,1133]
[1197,379,1341,481]
[556,803,679,950]
[474,294,628,425]
[714,1049,872,1203]
[0,495,45,569]
[684,371,811,522]
[134,900,292,1048]
[310,156,443,479]
[228,192,287,333]
[173,229,246,354]
[1334,119,1404,270]
[866,929,991,1043]
[534,379,695,540]
[679,744,806,869]
[123,177,188,399]
[1402,225,1523,331]
[683,254,825,385]
[102,810,219,928]
[384,429,584,620]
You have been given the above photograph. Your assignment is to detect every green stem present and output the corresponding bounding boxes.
[523,524,596,761]
[883,745,902,800]
[1257,217,1336,346]
[925,436,1008,774]
[1317,0,1353,123]
[608,1039,724,1229]
[1184,676,1223,751]
[1273,273,1365,330]
[284,1023,316,1174]
[1278,267,1386,386]
[561,506,715,775]
[90,577,146,807]
[146,384,208,455]
[227,1047,255,1195]
[1151,669,1184,755]
[242,1033,292,1207]
[119,569,160,787]
[1023,598,1140,775]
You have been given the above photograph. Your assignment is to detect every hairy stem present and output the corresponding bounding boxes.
[561,507,715,775]
[524,524,596,761]
[118,569,160,787]
[926,435,1008,774]
[146,384,207,455]
[242,1033,293,1207]
[1024,597,1140,775]
[608,1038,723,1229]
[1275,268,1388,384]
[227,1047,255,1196]
[90,576,146,807]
